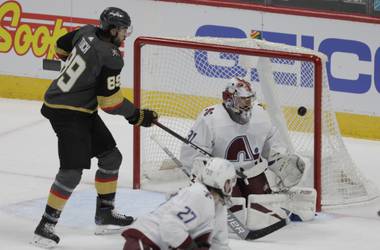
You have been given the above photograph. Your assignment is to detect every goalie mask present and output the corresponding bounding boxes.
[195,157,237,204]
[222,77,256,124]
[100,7,133,46]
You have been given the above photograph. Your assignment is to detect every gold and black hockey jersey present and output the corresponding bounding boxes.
[43,25,135,117]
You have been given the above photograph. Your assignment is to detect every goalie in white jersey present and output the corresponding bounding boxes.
[180,77,317,230]
[122,157,236,250]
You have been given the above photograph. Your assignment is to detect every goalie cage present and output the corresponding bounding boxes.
[132,36,378,211]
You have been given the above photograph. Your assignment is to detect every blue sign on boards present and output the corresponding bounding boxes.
[195,25,379,94]
[194,25,247,79]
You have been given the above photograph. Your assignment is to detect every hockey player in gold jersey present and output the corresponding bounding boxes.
[32,7,158,248]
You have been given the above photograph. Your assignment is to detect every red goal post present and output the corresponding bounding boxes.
[132,36,377,212]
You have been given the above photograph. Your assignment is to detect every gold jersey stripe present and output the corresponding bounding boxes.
[97,90,124,110]
[44,101,96,114]
[54,46,69,56]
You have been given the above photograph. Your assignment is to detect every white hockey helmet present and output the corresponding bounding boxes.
[195,157,237,201]
[222,77,256,124]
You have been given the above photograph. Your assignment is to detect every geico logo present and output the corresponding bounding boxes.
[195,25,380,95]
[0,1,96,59]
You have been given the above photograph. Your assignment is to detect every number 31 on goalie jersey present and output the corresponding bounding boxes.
[187,130,197,142]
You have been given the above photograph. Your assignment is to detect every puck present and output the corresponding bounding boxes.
[297,106,307,116]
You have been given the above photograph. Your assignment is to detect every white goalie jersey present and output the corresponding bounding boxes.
[180,103,288,178]
[126,182,230,250]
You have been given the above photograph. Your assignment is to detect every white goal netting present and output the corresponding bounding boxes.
[133,36,378,209]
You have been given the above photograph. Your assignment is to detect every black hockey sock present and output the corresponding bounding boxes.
[97,193,116,209]
[42,205,61,224]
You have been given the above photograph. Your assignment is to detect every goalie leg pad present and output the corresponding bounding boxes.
[247,194,289,230]
[287,187,317,222]
[228,197,247,236]
[229,197,247,224]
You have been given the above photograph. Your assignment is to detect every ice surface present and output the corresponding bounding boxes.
[0,98,379,250]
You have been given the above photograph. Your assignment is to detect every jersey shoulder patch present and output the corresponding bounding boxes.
[201,104,218,117]
[94,40,124,70]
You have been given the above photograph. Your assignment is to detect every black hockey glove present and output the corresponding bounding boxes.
[126,108,158,127]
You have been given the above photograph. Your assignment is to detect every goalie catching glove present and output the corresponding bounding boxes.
[126,108,158,127]
[268,153,305,189]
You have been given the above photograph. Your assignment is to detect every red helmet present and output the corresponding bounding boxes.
[222,77,256,124]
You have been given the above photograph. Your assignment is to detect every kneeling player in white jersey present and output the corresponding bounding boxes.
[122,157,237,250]
[180,77,316,231]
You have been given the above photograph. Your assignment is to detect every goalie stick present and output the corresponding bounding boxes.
[150,124,286,240]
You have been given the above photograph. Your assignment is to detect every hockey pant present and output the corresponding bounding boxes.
[122,229,160,250]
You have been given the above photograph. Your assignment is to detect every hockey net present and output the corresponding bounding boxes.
[132,36,378,211]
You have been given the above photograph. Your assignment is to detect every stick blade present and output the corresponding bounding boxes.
[245,219,286,240]
[43,59,62,71]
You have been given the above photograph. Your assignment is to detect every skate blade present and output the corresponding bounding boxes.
[30,235,58,249]
[94,225,127,235]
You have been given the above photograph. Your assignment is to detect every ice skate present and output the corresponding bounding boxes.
[94,198,134,235]
[31,218,60,249]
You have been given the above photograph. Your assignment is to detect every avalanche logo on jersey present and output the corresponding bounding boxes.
[225,135,262,166]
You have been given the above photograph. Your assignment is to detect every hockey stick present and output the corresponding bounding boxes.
[150,129,286,240]
[153,120,212,157]
[42,59,62,71]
